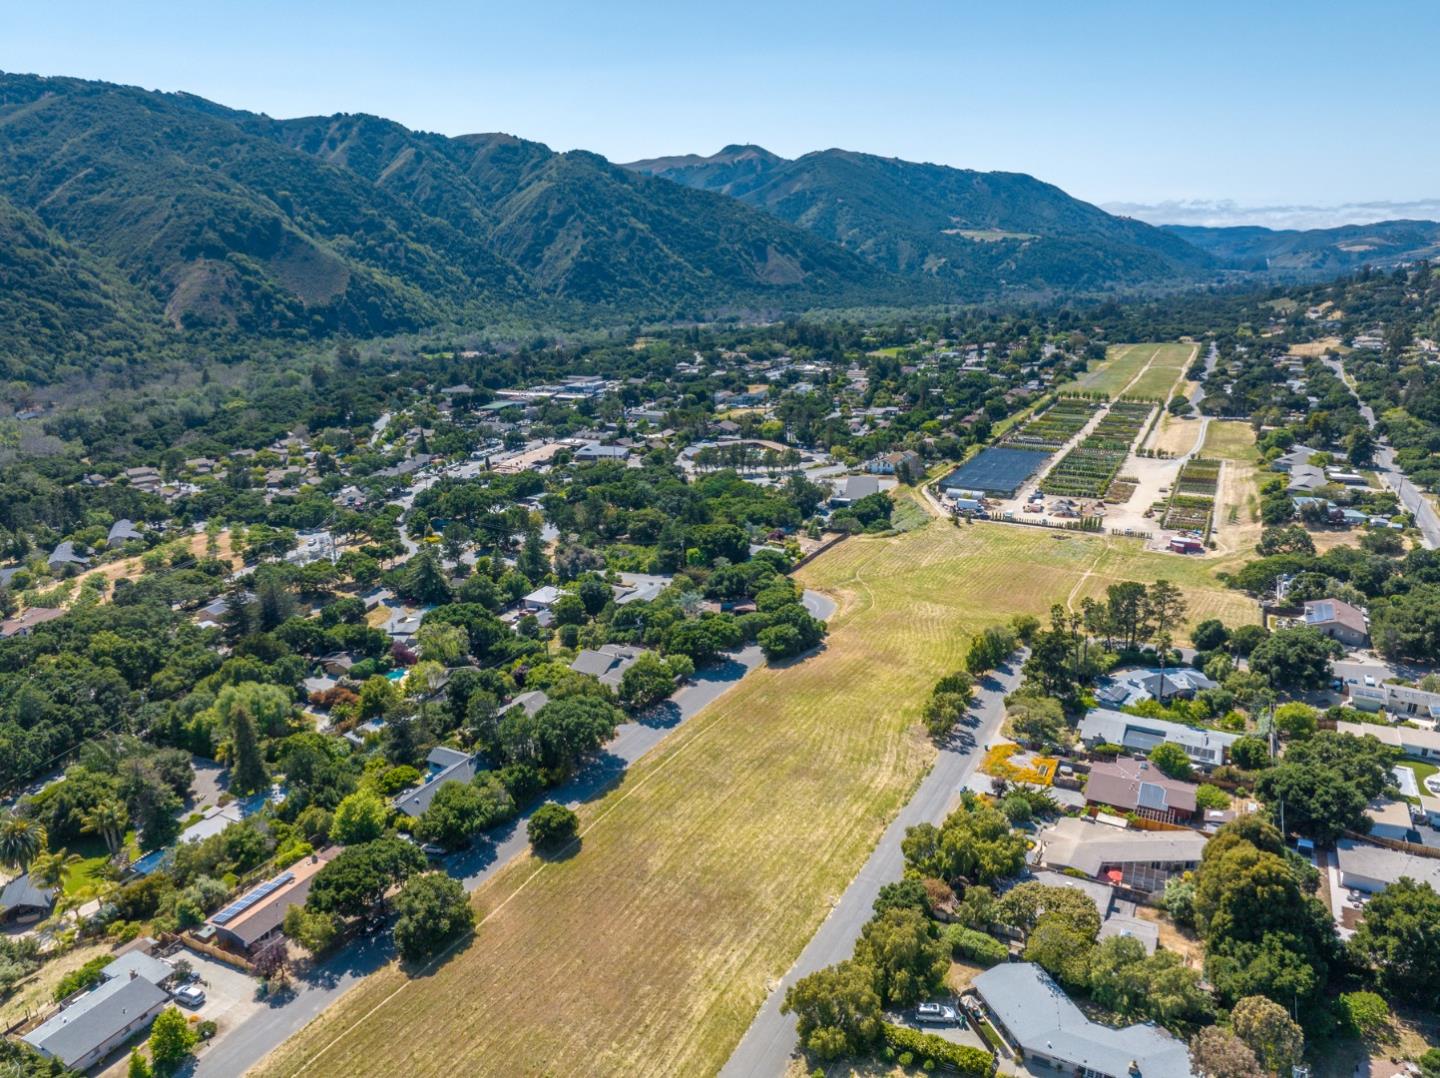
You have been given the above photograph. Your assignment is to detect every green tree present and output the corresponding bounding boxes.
[416,621,469,666]
[148,1007,197,1074]
[229,704,268,795]
[393,871,475,962]
[128,1049,154,1078]
[418,779,510,850]
[901,799,1026,884]
[1189,1026,1265,1078]
[618,652,678,711]
[0,813,45,869]
[1255,762,1370,843]
[1231,995,1304,1073]
[854,907,948,1007]
[780,960,883,1061]
[527,802,579,851]
[1348,877,1440,1004]
[1271,702,1318,740]
[1337,990,1389,1040]
[283,905,338,954]
[329,789,388,846]
[1248,627,1336,691]
[81,799,128,856]
[1149,741,1194,780]
[965,625,1017,675]
[307,836,426,919]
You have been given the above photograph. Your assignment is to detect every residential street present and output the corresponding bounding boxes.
[194,591,834,1076]
[718,652,1025,1078]
[1322,355,1440,549]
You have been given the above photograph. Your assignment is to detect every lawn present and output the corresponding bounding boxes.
[254,521,1254,1078]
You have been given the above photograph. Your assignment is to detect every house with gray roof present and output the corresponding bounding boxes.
[569,644,644,689]
[829,474,881,507]
[46,541,89,572]
[107,519,145,548]
[1093,668,1216,710]
[395,750,480,818]
[498,690,549,718]
[0,873,57,922]
[1033,816,1208,896]
[1077,708,1238,770]
[24,965,170,1071]
[972,963,1192,1078]
[1335,837,1440,895]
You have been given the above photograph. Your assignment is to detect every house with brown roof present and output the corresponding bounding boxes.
[1083,757,1199,823]
[1304,598,1369,648]
[0,607,65,639]
[203,849,340,955]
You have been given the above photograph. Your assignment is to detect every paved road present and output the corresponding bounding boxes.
[1189,341,1218,412]
[719,653,1026,1078]
[1322,356,1440,549]
[197,590,833,1077]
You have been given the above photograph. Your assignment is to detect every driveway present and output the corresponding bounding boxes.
[719,652,1026,1078]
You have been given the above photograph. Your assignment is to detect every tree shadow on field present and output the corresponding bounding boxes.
[400,927,479,981]
[766,640,830,671]
[532,836,581,864]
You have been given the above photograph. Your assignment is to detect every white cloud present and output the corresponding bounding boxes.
[1101,198,1440,231]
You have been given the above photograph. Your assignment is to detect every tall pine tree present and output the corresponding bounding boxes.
[230,704,268,795]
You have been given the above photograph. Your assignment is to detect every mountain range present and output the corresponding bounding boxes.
[622,145,1216,292]
[1,71,1435,384]
[1162,220,1440,274]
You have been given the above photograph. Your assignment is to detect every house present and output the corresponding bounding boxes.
[0,607,65,639]
[1021,870,1158,954]
[497,690,549,718]
[573,442,631,463]
[380,606,426,644]
[1335,837,1440,895]
[972,963,1193,1078]
[613,572,672,606]
[1271,445,1317,473]
[829,475,881,507]
[1078,707,1237,770]
[395,751,480,818]
[866,450,922,479]
[1286,464,1329,493]
[0,873,57,923]
[1083,758,1200,823]
[521,585,563,612]
[570,644,644,689]
[107,519,144,548]
[1304,598,1369,647]
[1033,816,1208,896]
[1364,798,1417,843]
[24,969,170,1071]
[101,949,175,989]
[319,652,357,678]
[204,849,340,954]
[1093,668,1216,709]
[1347,681,1440,719]
[46,541,89,572]
[1337,720,1440,760]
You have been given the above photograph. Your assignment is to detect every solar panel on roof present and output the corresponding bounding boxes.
[212,871,295,925]
[1136,782,1169,811]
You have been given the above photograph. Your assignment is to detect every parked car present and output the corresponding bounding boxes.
[419,842,447,860]
[916,1002,958,1025]
[1364,675,1377,687]
[173,985,206,1008]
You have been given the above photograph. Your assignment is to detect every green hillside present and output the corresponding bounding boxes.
[625,145,1218,295]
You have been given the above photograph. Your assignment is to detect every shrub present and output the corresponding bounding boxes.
[527,802,579,852]
[881,1023,994,1077]
[54,955,112,1001]
[943,925,1007,967]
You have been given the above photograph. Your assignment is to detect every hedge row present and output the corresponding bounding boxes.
[881,1023,995,1076]
[943,925,1007,967]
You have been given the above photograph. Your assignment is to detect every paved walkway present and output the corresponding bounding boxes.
[719,653,1026,1078]
[195,590,833,1076]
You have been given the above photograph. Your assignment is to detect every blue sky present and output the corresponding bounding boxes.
[4,1,1438,222]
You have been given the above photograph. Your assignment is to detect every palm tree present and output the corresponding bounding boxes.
[27,848,80,890]
[0,813,45,870]
[82,800,129,856]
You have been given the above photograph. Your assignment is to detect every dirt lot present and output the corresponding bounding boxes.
[91,529,236,601]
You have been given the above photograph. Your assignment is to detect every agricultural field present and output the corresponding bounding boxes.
[1040,400,1153,498]
[1161,458,1221,535]
[254,521,1257,1078]
[1002,397,1100,451]
[1120,343,1198,401]
[1201,421,1266,554]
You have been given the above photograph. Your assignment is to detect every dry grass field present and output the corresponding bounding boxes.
[254,521,1254,1078]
